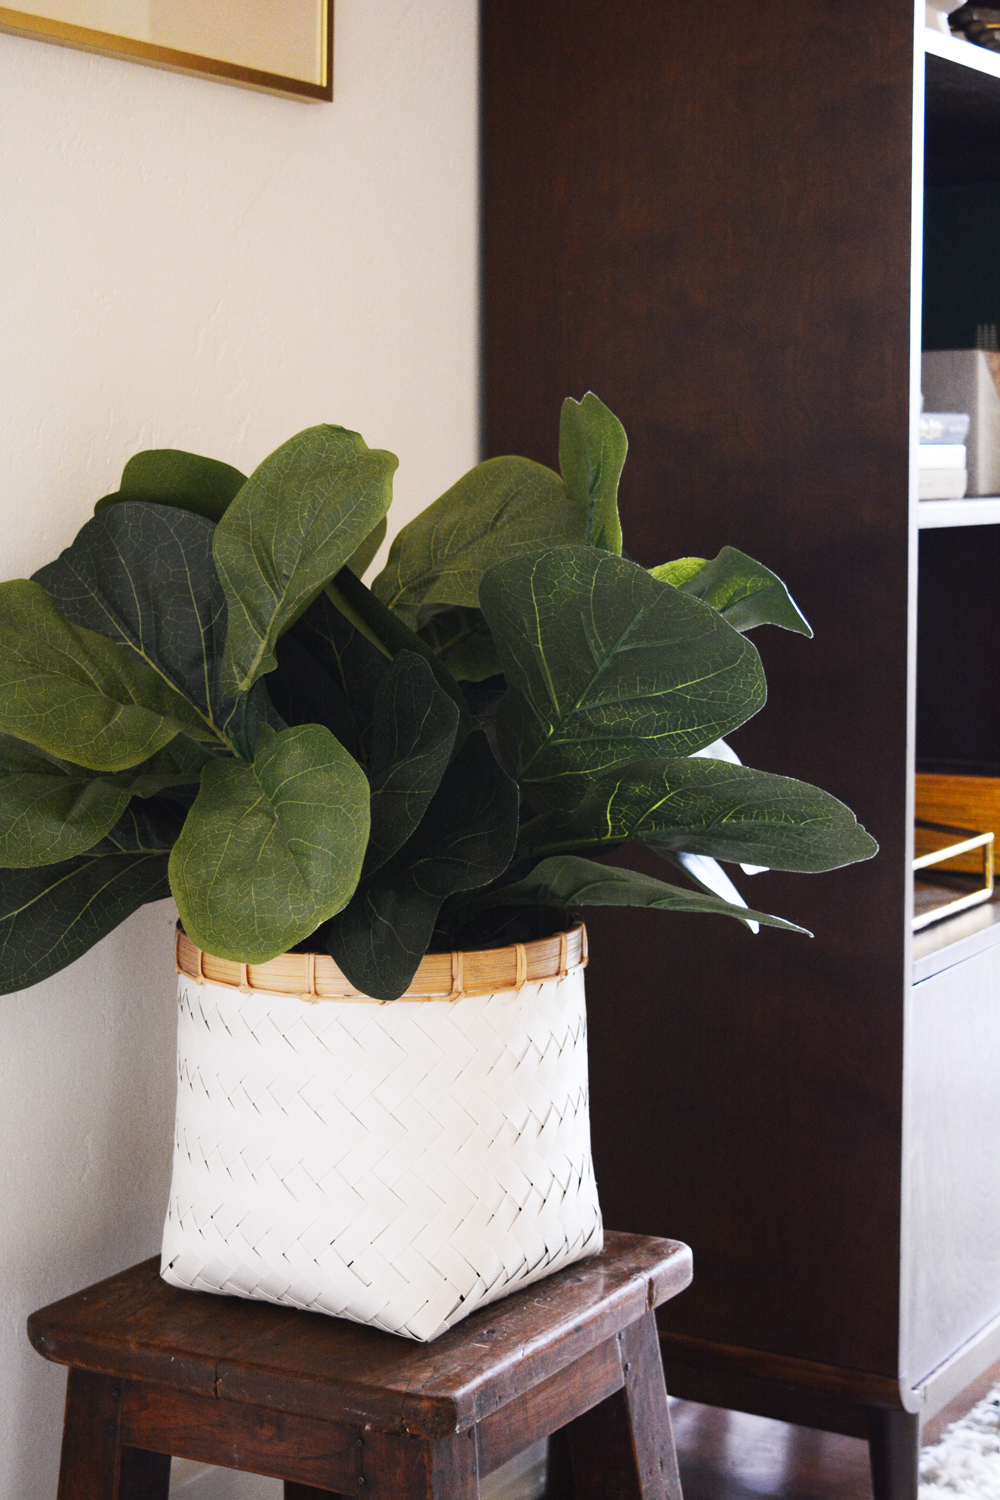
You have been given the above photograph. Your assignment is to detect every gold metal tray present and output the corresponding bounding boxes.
[913,819,995,931]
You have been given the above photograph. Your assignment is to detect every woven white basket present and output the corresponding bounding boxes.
[161,925,603,1342]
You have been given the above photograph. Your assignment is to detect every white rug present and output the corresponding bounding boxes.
[921,1384,1000,1499]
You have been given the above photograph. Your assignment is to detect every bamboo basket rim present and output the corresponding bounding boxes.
[175,922,588,1004]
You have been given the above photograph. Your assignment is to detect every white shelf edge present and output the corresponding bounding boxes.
[923,25,1000,82]
[918,497,1000,527]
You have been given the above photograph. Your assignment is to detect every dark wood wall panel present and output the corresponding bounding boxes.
[482,0,914,1376]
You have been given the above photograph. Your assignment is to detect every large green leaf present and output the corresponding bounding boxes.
[0,733,206,867]
[93,791,192,854]
[371,455,587,627]
[651,547,812,636]
[269,587,389,762]
[559,392,626,555]
[33,502,245,744]
[417,605,501,682]
[518,756,877,872]
[94,449,247,523]
[649,557,707,588]
[331,566,471,744]
[0,579,210,770]
[324,731,519,1000]
[479,546,766,796]
[483,855,809,933]
[215,426,397,695]
[346,517,388,579]
[169,722,370,961]
[0,850,172,995]
[363,651,460,876]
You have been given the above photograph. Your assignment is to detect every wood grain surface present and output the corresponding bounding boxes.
[29,1234,692,1440]
[482,0,912,1388]
[34,1236,690,1498]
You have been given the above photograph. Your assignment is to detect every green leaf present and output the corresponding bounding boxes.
[94,449,247,523]
[346,517,388,578]
[93,792,192,854]
[656,546,813,636]
[660,850,761,933]
[33,501,249,746]
[270,588,389,760]
[559,392,626,554]
[215,426,398,695]
[479,546,766,796]
[0,579,210,770]
[417,605,502,682]
[484,855,809,933]
[0,733,206,867]
[371,455,587,626]
[363,651,460,875]
[332,566,472,745]
[518,756,878,871]
[0,851,172,995]
[649,557,707,587]
[169,722,370,961]
[324,731,519,1000]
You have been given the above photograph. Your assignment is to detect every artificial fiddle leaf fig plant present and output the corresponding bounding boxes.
[0,395,877,1001]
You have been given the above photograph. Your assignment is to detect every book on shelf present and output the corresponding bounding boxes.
[918,443,966,467]
[919,470,968,499]
[920,412,970,443]
[918,442,967,497]
[922,350,1000,494]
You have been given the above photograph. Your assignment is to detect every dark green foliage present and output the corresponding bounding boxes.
[483,856,809,933]
[651,546,812,636]
[323,731,519,1001]
[0,852,172,994]
[0,398,877,998]
[94,449,247,523]
[362,652,460,875]
[215,425,397,695]
[517,756,876,873]
[34,502,244,740]
[480,546,767,787]
[558,392,627,556]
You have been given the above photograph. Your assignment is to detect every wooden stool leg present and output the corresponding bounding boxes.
[57,1368,168,1500]
[119,1448,171,1500]
[867,1406,920,1500]
[544,1430,577,1499]
[564,1313,682,1500]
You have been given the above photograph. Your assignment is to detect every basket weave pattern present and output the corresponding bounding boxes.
[161,932,602,1342]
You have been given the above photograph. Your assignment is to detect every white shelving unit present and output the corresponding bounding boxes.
[924,24,1000,81]
[918,497,1000,526]
[919,31,1000,534]
[915,28,1000,974]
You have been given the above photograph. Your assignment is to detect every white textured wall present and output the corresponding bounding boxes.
[0,7,479,1496]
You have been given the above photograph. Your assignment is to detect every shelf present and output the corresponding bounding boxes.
[913,889,1000,982]
[924,27,1000,84]
[918,497,1000,526]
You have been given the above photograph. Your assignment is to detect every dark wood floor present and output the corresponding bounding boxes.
[669,1362,1000,1499]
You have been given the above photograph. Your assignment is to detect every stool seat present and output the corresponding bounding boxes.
[29,1230,692,1499]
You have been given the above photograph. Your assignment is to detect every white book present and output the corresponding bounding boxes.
[920,412,970,443]
[922,351,1000,495]
[919,469,968,500]
[918,443,966,469]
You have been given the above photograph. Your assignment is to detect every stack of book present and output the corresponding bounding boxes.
[919,410,970,499]
[922,349,1000,494]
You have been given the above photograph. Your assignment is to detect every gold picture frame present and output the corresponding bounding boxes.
[0,3,332,101]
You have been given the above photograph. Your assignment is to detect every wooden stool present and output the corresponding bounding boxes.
[29,1230,691,1499]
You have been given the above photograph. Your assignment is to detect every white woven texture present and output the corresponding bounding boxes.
[161,968,603,1341]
